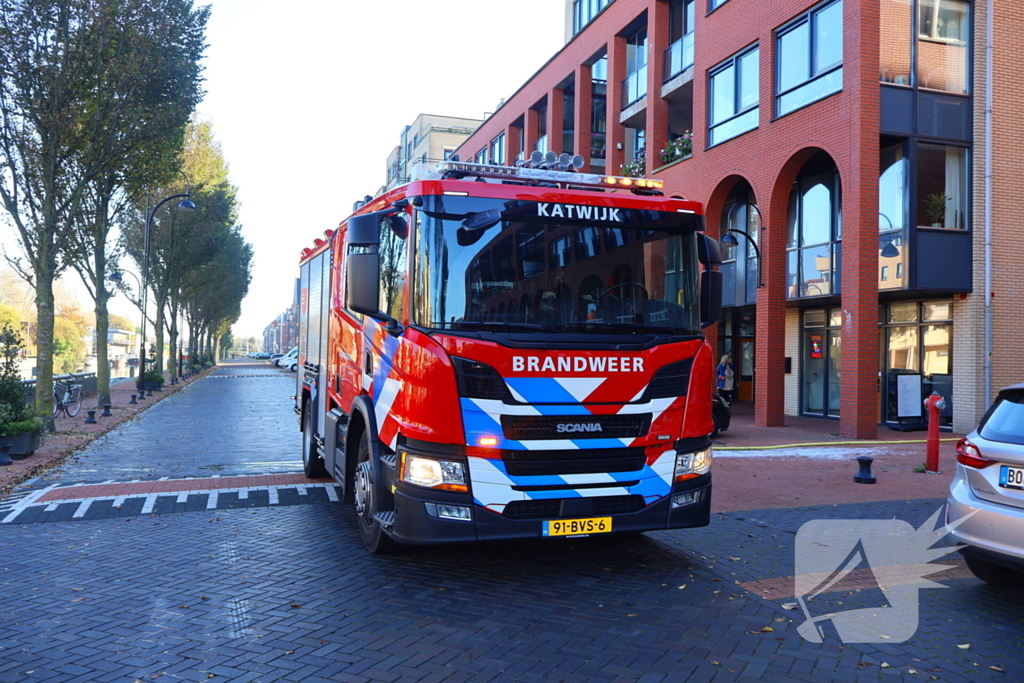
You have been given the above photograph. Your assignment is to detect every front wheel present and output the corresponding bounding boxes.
[52,391,60,418]
[65,387,82,417]
[354,435,399,554]
[301,404,328,478]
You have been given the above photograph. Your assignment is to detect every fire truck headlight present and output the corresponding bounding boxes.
[674,448,712,482]
[401,453,468,492]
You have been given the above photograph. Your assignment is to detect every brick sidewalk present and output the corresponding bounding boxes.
[0,369,214,496]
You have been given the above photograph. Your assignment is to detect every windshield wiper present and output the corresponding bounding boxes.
[431,321,546,331]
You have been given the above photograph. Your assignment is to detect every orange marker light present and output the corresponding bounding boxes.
[478,437,499,447]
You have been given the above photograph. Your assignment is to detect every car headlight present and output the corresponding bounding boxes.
[674,447,712,482]
[400,453,468,492]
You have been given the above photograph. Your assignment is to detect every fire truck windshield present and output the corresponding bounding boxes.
[411,195,702,337]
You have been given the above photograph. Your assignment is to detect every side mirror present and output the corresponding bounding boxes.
[347,213,381,247]
[697,234,722,266]
[346,248,381,317]
[700,269,723,328]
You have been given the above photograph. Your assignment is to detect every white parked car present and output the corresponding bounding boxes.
[276,347,298,367]
[947,382,1024,586]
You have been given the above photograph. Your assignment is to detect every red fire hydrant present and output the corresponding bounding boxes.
[924,391,946,473]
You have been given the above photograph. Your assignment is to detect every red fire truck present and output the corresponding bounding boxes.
[295,153,722,552]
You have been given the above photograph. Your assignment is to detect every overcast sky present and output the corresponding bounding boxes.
[201,0,565,341]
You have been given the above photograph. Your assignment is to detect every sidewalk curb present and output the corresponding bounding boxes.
[716,438,961,451]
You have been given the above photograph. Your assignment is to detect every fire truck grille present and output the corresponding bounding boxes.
[501,414,651,441]
[502,495,647,520]
[501,447,647,476]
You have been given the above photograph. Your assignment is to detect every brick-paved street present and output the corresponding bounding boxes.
[1,360,1022,682]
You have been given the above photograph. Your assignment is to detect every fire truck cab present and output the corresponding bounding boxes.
[296,154,722,552]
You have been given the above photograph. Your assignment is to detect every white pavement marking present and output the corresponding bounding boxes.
[325,485,338,502]
[206,491,219,510]
[238,489,248,500]
[72,500,92,519]
[44,502,59,512]
[176,492,188,504]
[1,484,59,524]
[269,488,279,505]
[141,494,158,514]
[112,496,127,509]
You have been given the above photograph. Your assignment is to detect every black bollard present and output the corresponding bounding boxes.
[0,443,12,467]
[854,456,876,484]
[129,394,138,404]
[84,410,97,424]
[101,404,112,417]
[146,389,153,397]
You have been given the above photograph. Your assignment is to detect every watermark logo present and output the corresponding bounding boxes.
[794,506,973,644]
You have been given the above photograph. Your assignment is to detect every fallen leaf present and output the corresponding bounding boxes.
[71,598,83,602]
[760,626,773,633]
[290,604,302,608]
[711,660,720,665]
[677,585,686,590]
[990,666,1005,673]
[957,643,971,650]
[880,662,890,669]
[284,650,294,655]
[72,588,84,592]
[909,670,917,675]
[781,602,798,610]
[200,596,209,600]
[773,617,786,622]
[711,578,722,582]
[627,613,638,617]
[730,557,741,561]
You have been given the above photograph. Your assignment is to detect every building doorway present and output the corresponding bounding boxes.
[802,309,842,417]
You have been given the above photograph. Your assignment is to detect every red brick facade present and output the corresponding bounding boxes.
[455,0,1005,437]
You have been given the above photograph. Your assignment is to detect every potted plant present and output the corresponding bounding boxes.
[923,193,950,227]
[620,159,645,178]
[0,325,44,458]
[142,370,164,391]
[659,131,693,164]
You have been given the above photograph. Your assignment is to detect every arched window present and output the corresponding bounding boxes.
[786,153,842,299]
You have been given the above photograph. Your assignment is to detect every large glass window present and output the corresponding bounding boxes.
[708,46,760,147]
[622,28,648,107]
[881,0,913,85]
[882,300,952,425]
[916,143,967,229]
[413,195,704,337]
[879,141,908,290]
[803,308,842,416]
[776,0,844,117]
[664,0,696,81]
[787,156,841,298]
[917,0,970,93]
[490,133,505,166]
[573,0,614,35]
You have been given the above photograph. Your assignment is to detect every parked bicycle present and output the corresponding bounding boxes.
[52,379,82,418]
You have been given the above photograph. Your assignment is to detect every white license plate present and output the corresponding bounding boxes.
[999,465,1024,490]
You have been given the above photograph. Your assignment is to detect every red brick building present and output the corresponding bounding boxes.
[454,0,1022,437]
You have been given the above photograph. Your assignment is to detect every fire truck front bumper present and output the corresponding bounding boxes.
[387,474,711,545]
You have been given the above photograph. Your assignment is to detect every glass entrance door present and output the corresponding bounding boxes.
[802,309,842,417]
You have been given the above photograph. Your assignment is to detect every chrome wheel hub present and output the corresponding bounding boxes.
[354,460,372,517]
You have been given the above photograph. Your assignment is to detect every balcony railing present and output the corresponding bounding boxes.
[663,33,694,82]
[620,66,647,108]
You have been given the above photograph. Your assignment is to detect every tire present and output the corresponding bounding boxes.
[52,391,60,418]
[964,555,1024,588]
[353,434,399,554]
[65,387,82,417]
[301,404,328,478]
[711,413,720,438]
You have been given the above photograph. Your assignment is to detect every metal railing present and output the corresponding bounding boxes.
[620,66,648,108]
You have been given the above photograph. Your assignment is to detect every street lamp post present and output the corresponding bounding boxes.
[138,177,196,395]
[723,202,764,288]
[107,269,143,379]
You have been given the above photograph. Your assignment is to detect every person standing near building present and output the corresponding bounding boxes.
[717,354,736,405]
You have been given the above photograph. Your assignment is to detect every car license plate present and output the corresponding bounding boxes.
[999,465,1024,490]
[543,517,612,537]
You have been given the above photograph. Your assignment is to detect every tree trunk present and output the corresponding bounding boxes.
[154,291,166,376]
[95,296,110,407]
[168,295,179,381]
[35,269,56,431]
